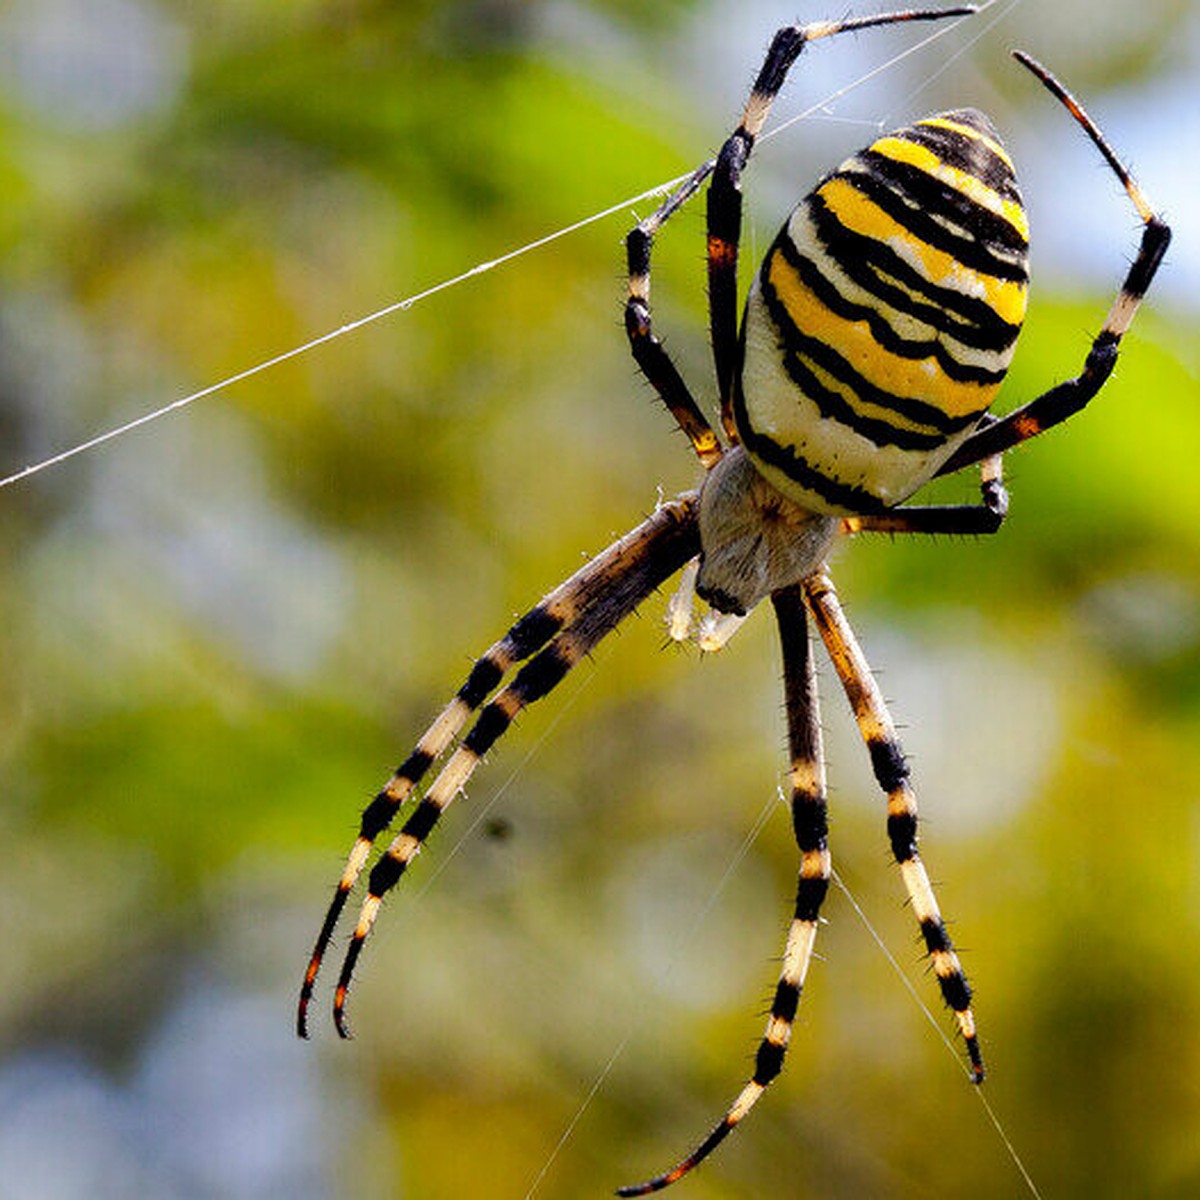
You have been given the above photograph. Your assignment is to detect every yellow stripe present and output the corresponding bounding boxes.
[917,116,1014,170]
[818,176,1028,327]
[767,249,1002,423]
[870,134,1029,241]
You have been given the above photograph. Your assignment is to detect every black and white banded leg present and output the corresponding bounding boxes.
[937,51,1171,479]
[702,6,977,438]
[626,6,978,459]
[618,583,829,1196]
[804,571,983,1080]
[300,495,702,1036]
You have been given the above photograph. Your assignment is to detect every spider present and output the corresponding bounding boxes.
[297,6,1169,1193]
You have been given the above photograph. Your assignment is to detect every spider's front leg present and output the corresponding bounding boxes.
[804,571,983,1080]
[704,5,978,440]
[618,584,830,1197]
[298,494,701,1037]
[625,171,725,470]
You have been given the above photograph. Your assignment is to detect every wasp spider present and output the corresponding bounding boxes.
[298,6,1170,1192]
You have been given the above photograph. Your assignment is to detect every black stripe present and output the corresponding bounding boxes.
[1126,218,1172,299]
[868,737,908,794]
[761,269,988,442]
[807,193,1022,352]
[835,165,1027,282]
[513,644,573,704]
[773,237,1008,387]
[625,227,651,278]
[777,342,949,451]
[753,26,806,97]
[403,796,442,842]
[921,917,952,955]
[464,703,511,756]
[771,979,801,1023]
[397,745,435,779]
[901,119,1021,201]
[360,788,405,840]
[754,1039,786,1085]
[734,380,890,513]
[790,793,828,852]
[887,811,918,863]
[857,149,1028,255]
[367,850,407,896]
[507,605,564,659]
[938,970,973,1012]
[794,875,829,923]
[460,656,505,709]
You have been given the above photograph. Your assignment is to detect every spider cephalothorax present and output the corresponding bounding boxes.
[297,7,1169,1193]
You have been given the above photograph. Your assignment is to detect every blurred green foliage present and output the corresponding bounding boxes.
[1,2,1199,1197]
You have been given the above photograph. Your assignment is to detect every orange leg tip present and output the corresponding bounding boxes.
[617,1161,693,1195]
[967,1039,986,1084]
[333,987,352,1039]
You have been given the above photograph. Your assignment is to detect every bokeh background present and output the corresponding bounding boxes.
[1,1,1198,1197]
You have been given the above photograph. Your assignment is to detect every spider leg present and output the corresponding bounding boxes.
[936,51,1171,478]
[844,445,1007,536]
[299,492,700,1035]
[705,5,977,440]
[804,570,983,1081]
[328,494,702,1037]
[617,584,828,1197]
[299,615,560,1035]
[626,6,977,464]
[626,171,725,469]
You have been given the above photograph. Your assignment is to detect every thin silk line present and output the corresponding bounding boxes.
[0,4,986,493]
[832,869,1045,1200]
[522,788,784,1199]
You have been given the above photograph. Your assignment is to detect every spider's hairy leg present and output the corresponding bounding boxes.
[803,571,984,1082]
[627,6,978,463]
[937,52,1171,477]
[298,618,558,1035]
[843,437,1008,536]
[625,169,725,470]
[705,4,977,436]
[329,494,702,1037]
[618,584,829,1196]
[298,493,701,1036]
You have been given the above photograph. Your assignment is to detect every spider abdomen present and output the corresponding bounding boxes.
[736,108,1029,514]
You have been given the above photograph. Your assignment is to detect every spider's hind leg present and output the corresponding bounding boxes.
[935,52,1170,479]
[844,443,1007,537]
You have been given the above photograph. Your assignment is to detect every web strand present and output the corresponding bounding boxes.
[522,789,785,1200]
[832,870,1044,1200]
[0,2,989,494]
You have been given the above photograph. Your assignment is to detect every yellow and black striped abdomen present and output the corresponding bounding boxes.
[735,108,1029,514]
